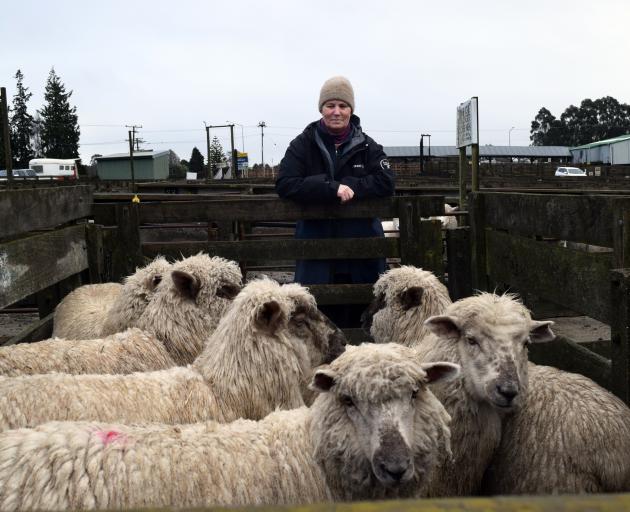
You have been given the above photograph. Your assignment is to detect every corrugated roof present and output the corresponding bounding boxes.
[571,133,630,150]
[384,145,571,158]
[96,150,170,161]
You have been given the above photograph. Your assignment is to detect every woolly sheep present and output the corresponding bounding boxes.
[0,343,459,511]
[0,328,175,377]
[365,275,555,496]
[135,253,242,365]
[362,265,452,346]
[383,205,458,237]
[0,278,346,430]
[481,363,630,494]
[52,257,170,339]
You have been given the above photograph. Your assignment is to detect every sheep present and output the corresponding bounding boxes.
[0,278,346,431]
[0,343,459,511]
[135,253,242,365]
[481,363,630,495]
[364,276,555,496]
[361,265,452,347]
[0,328,176,377]
[52,257,171,339]
[0,254,241,376]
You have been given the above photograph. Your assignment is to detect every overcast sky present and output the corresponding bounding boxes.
[2,0,629,166]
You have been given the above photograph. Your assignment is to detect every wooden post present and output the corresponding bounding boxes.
[611,269,630,404]
[86,223,105,283]
[446,226,472,300]
[469,192,487,292]
[398,196,442,274]
[458,146,467,209]
[111,203,142,281]
[471,143,480,191]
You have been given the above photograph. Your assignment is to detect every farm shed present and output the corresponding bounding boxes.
[96,150,170,180]
[385,145,571,161]
[571,134,630,165]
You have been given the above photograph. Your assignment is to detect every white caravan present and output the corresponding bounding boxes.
[29,158,78,180]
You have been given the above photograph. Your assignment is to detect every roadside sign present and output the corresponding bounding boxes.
[456,97,479,148]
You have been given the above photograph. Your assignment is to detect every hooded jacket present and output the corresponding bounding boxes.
[276,115,395,285]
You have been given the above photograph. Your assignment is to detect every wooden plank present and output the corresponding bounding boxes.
[419,219,443,276]
[110,204,143,282]
[528,336,611,390]
[446,227,473,300]
[613,199,630,268]
[142,238,399,261]
[0,224,88,309]
[610,268,630,404]
[136,196,444,224]
[2,312,54,346]
[307,284,374,305]
[481,192,630,247]
[398,197,444,268]
[485,230,612,323]
[469,192,488,291]
[0,186,92,239]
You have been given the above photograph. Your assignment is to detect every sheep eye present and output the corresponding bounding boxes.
[466,335,478,346]
[411,389,419,400]
[340,395,354,407]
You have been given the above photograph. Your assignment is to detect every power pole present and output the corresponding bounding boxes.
[228,124,237,178]
[125,125,141,192]
[1,87,13,185]
[258,121,266,169]
[204,122,211,180]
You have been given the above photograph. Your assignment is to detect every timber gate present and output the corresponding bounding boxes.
[469,191,630,403]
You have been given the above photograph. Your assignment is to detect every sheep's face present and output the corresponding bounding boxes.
[310,344,458,499]
[288,304,346,366]
[425,294,554,411]
[362,267,451,344]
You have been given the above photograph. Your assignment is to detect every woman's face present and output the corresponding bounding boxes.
[321,100,351,133]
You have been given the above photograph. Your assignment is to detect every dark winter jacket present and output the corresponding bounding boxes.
[275,115,395,285]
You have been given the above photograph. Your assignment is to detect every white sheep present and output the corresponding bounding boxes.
[364,275,555,496]
[0,278,346,430]
[481,362,630,494]
[383,204,459,237]
[0,254,241,376]
[362,265,452,346]
[0,328,175,377]
[0,343,459,511]
[135,253,242,365]
[52,257,171,339]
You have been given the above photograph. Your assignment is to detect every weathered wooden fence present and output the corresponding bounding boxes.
[0,186,93,344]
[469,191,630,402]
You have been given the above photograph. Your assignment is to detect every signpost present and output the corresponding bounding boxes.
[456,97,479,209]
[237,151,249,178]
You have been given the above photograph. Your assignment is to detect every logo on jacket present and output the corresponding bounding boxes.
[380,159,391,170]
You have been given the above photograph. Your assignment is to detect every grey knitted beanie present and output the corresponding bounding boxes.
[318,76,355,112]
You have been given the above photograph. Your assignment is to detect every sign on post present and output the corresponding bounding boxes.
[456,97,479,148]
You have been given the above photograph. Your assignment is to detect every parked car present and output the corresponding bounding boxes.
[0,169,41,180]
[555,166,587,177]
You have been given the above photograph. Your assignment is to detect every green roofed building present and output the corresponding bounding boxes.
[95,151,170,180]
[570,134,630,165]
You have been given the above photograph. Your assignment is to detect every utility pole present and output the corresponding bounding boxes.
[1,87,13,186]
[127,130,136,192]
[228,124,237,178]
[204,122,211,180]
[258,121,266,169]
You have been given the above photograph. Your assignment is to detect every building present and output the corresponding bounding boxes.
[95,151,170,180]
[570,134,630,165]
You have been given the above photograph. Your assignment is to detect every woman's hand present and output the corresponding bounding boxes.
[337,184,355,203]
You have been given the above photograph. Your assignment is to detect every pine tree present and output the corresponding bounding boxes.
[10,69,34,168]
[208,136,224,177]
[39,68,80,158]
[189,146,205,175]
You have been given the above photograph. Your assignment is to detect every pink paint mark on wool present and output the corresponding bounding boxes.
[95,430,126,446]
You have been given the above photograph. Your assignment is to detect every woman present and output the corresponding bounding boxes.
[276,76,395,327]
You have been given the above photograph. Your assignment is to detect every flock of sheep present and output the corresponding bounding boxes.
[0,252,628,510]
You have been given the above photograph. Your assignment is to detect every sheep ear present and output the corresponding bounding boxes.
[255,300,285,334]
[217,283,241,300]
[529,320,555,343]
[310,368,336,392]
[171,270,201,300]
[424,315,461,340]
[421,362,460,384]
[400,286,423,310]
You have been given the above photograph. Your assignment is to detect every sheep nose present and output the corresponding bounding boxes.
[496,383,518,403]
[379,461,410,482]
